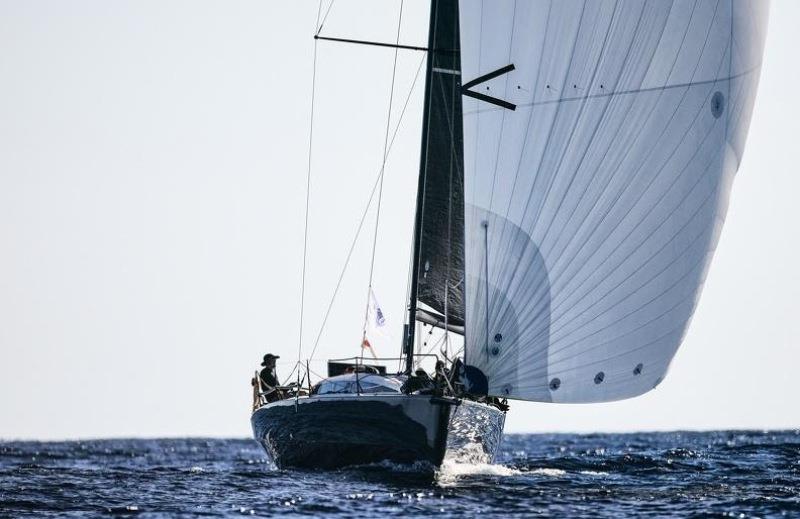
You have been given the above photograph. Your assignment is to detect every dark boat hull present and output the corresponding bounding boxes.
[251,394,504,469]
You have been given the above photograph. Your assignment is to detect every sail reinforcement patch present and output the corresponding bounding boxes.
[711,91,725,118]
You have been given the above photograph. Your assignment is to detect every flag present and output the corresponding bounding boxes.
[365,289,391,355]
[361,336,377,359]
[369,289,385,327]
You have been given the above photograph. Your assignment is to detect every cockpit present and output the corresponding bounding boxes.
[314,373,404,396]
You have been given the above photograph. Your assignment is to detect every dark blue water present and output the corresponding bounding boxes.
[2,431,798,517]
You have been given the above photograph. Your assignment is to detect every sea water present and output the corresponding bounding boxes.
[2,431,799,517]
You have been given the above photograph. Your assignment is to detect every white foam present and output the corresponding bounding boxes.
[439,460,521,478]
[436,459,522,486]
[529,468,566,477]
[436,443,522,484]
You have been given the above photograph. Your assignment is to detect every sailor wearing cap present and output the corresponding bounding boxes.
[259,353,280,390]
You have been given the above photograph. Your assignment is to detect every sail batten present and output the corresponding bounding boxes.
[459,0,769,402]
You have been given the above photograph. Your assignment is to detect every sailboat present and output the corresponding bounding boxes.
[252,0,769,470]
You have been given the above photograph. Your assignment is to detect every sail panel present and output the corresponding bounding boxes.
[459,0,769,402]
[415,0,466,328]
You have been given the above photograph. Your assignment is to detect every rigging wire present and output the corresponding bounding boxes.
[307,52,425,364]
[297,0,325,369]
[442,14,461,365]
[397,210,417,373]
[315,0,336,36]
[417,327,446,366]
[361,0,405,350]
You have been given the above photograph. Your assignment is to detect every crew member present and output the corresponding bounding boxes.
[402,367,434,394]
[258,353,280,391]
[434,360,451,392]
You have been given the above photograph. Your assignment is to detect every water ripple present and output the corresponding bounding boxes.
[1,431,799,517]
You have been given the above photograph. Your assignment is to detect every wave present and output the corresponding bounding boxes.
[517,453,707,474]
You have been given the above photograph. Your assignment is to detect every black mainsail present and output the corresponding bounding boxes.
[406,0,465,372]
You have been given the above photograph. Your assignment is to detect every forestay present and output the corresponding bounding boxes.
[459,0,769,402]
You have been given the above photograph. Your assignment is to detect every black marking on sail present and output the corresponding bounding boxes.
[414,0,465,328]
[462,64,517,110]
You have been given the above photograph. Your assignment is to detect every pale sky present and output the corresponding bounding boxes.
[0,0,797,440]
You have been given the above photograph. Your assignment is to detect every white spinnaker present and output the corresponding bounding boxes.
[459,0,769,403]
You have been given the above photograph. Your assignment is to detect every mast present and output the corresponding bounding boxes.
[406,0,463,375]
